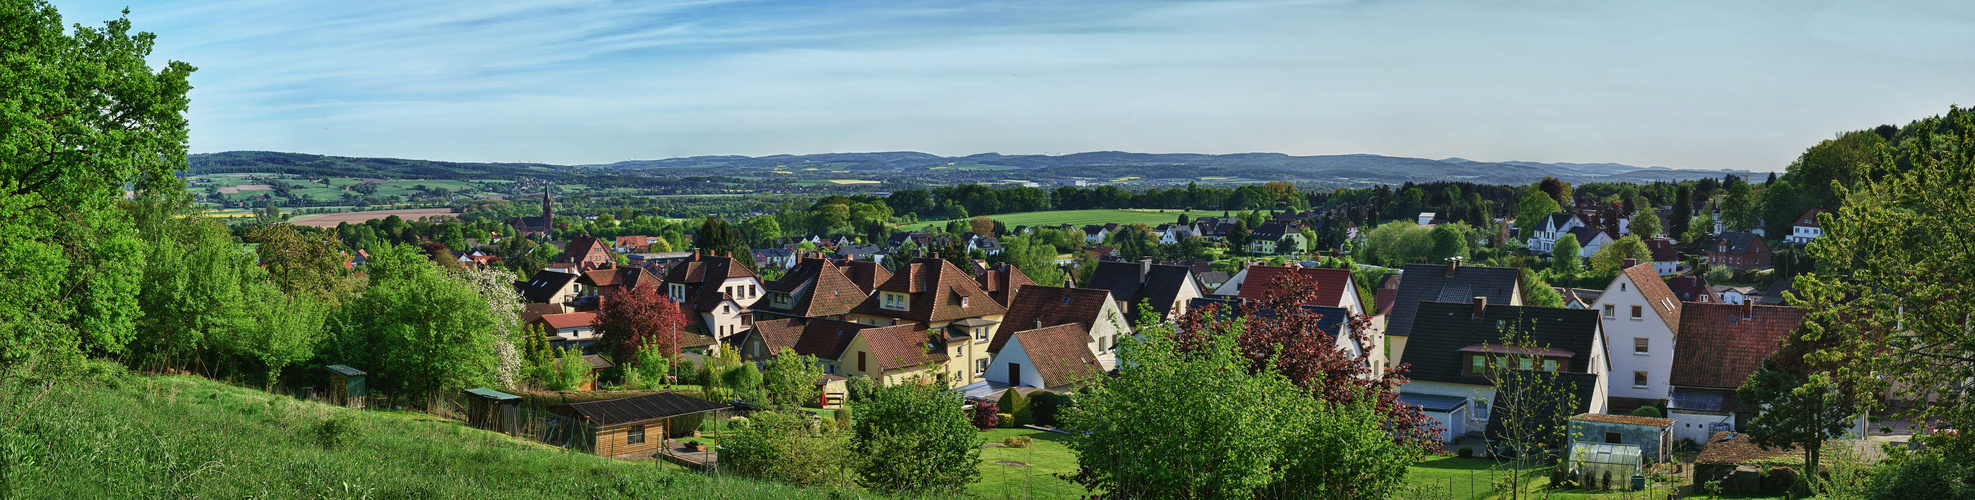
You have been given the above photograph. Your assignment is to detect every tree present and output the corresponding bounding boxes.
[693,216,757,268]
[1588,235,1654,275]
[1109,223,1157,261]
[325,243,499,403]
[1738,348,1856,490]
[1721,181,1759,232]
[760,348,825,408]
[1428,224,1469,262]
[449,266,527,388]
[1515,187,1562,247]
[999,234,1067,287]
[1519,268,1566,309]
[1483,325,1585,500]
[1628,210,1661,239]
[1226,220,1251,251]
[248,224,355,303]
[968,216,995,236]
[593,282,688,364]
[1538,177,1572,206]
[743,215,782,248]
[1669,185,1694,241]
[1551,233,1582,275]
[851,380,982,495]
[1791,106,1975,473]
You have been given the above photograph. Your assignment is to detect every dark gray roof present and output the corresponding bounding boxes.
[1758,278,1795,305]
[1397,393,1469,413]
[516,270,579,303]
[1483,371,1601,445]
[326,365,366,377]
[464,388,520,401]
[550,392,730,427]
[1402,301,1602,386]
[1385,263,1522,338]
[1087,261,1198,323]
[1714,232,1763,255]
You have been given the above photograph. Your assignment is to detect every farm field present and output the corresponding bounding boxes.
[912,209,1228,231]
[290,208,458,227]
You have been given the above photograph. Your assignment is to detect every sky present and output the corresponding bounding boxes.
[49,0,1975,170]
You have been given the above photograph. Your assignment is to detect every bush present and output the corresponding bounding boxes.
[1457,445,1473,458]
[1866,449,1975,499]
[720,412,854,488]
[1028,391,1063,427]
[997,390,1030,426]
[314,414,361,450]
[1002,435,1032,448]
[971,400,1000,430]
[834,406,854,432]
[1631,406,1663,418]
[995,413,1016,428]
[1600,471,1613,491]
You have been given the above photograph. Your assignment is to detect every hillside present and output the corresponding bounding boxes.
[0,370,879,499]
[189,151,577,180]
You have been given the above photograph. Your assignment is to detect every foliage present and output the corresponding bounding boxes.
[1720,181,1759,232]
[321,243,498,402]
[1028,391,1065,427]
[447,266,525,388]
[1063,308,1419,498]
[1631,405,1662,418]
[1589,234,1654,275]
[849,380,983,495]
[1628,210,1661,239]
[997,389,1031,427]
[971,400,1001,430]
[1482,325,1583,500]
[592,282,687,365]
[549,347,589,391]
[720,411,856,488]
[997,234,1067,287]
[1865,448,1975,500]
[1519,268,1566,309]
[247,224,356,303]
[1457,446,1473,458]
[1737,333,1858,493]
[1515,186,1562,246]
[761,348,825,407]
[1429,223,1470,262]
[1669,184,1694,241]
[834,405,854,432]
[1551,233,1582,273]
[1002,435,1032,448]
[1364,221,1437,266]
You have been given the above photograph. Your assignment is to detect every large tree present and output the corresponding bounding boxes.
[1669,185,1694,242]
[1515,186,1562,247]
[850,379,982,495]
[996,234,1067,287]
[1628,210,1662,239]
[324,243,499,403]
[1551,233,1582,275]
[759,348,824,408]
[593,282,688,364]
[1720,181,1760,232]
[1589,235,1654,275]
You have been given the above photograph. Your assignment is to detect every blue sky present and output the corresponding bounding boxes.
[51,0,1975,170]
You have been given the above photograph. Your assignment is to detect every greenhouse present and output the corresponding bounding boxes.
[1568,442,1643,490]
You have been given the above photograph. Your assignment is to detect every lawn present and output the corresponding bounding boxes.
[970,428,1082,499]
[912,209,1228,231]
[1404,455,1771,500]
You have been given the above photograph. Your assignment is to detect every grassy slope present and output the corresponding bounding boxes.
[910,209,1228,231]
[0,374,874,499]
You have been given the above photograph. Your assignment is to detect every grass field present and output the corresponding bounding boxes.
[2,371,878,499]
[971,429,1081,499]
[912,209,1228,231]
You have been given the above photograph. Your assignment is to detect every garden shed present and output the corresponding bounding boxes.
[548,392,730,459]
[325,365,367,409]
[1396,393,1469,443]
[464,388,523,435]
[1567,442,1643,490]
[1691,431,1794,492]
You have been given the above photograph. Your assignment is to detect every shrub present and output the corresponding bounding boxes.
[850,381,983,495]
[1457,445,1473,458]
[1002,435,1032,448]
[995,413,1016,428]
[834,406,854,432]
[971,401,1000,430]
[314,414,361,450]
[997,389,1030,426]
[1028,391,1063,426]
[1631,405,1663,418]
[1600,471,1613,491]
[721,412,854,488]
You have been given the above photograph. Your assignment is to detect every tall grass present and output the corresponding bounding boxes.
[0,368,882,499]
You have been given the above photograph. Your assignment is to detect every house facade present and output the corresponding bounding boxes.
[1383,260,1524,367]
[533,312,601,351]
[844,256,1007,388]
[662,251,766,350]
[1525,212,1594,253]
[983,323,1104,391]
[1591,262,1683,413]
[1395,300,1609,444]
[1707,232,1772,270]
[1084,259,1207,325]
[1786,209,1826,245]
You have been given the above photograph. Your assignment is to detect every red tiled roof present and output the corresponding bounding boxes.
[835,259,891,294]
[790,318,879,360]
[749,318,806,355]
[975,263,1037,307]
[1670,303,1806,389]
[1236,265,1353,307]
[758,258,868,318]
[538,312,599,330]
[851,257,1007,322]
[1794,209,1826,228]
[862,323,945,371]
[662,251,761,312]
[1620,263,1683,335]
[1008,323,1103,388]
[994,286,1112,353]
[1643,238,1678,263]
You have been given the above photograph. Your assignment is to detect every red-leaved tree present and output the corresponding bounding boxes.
[593,282,688,365]
[1170,273,1443,454]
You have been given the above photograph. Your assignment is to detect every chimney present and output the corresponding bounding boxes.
[1744,300,1754,320]
[1444,257,1461,277]
[1623,258,1637,269]
[1140,258,1153,284]
[1472,296,1487,316]
[692,249,700,260]
[1035,319,1043,330]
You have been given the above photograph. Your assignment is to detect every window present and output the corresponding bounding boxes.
[953,346,962,357]
[976,358,988,374]
[1518,358,1532,370]
[1634,338,1649,355]
[1603,304,1616,318]
[1606,432,1621,444]
[825,364,836,374]
[881,292,909,311]
[975,327,988,342]
[1630,305,1643,319]
[723,305,731,314]
[749,284,758,297]
[627,425,646,445]
[858,352,867,372]
[1620,283,1627,292]
[960,297,970,308]
[1471,355,1485,373]
[670,283,685,301]
[1633,371,1648,388]
[1543,359,1558,372]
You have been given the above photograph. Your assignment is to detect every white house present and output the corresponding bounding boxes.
[1525,212,1594,253]
[533,311,601,350]
[1786,209,1826,245]
[983,323,1105,391]
[1083,225,1109,245]
[1416,212,1437,225]
[1567,227,1615,259]
[1592,262,1683,413]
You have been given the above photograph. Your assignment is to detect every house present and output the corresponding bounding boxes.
[750,248,796,270]
[837,244,886,264]
[553,235,616,273]
[995,285,1128,359]
[1666,302,1806,444]
[547,392,730,459]
[1707,232,1772,270]
[1591,262,1683,413]
[1643,238,1681,276]
[1568,413,1676,462]
[1372,274,1402,314]
[734,317,806,362]
[974,263,1036,308]
[1664,276,1721,304]
[1417,212,1438,226]
[790,318,956,385]
[1395,300,1608,444]
[533,311,601,351]
[753,258,872,322]
[515,270,582,308]
[833,259,892,293]
[505,187,554,237]
[661,250,765,346]
[1082,225,1109,244]
[1565,226,1614,259]
[1710,285,1754,305]
[1196,271,1231,290]
[967,236,1003,256]
[1245,223,1307,255]
[1757,278,1796,306]
[614,235,660,253]
[1785,209,1826,245]
[844,256,1007,388]
[1383,260,1524,367]
[1213,264,1364,313]
[1084,259,1208,326]
[983,323,1105,391]
[574,265,664,310]
[1525,212,1595,253]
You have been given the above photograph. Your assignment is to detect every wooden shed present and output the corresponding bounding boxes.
[325,365,367,409]
[548,392,729,459]
[463,388,523,435]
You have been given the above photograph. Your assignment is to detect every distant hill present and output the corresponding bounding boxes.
[189,151,574,180]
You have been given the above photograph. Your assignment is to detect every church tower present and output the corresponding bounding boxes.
[541,184,553,235]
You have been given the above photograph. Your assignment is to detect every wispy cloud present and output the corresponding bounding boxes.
[51,0,1975,169]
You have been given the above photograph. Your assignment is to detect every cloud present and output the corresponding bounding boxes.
[50,0,1975,170]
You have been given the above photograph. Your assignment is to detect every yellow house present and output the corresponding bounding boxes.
[844,256,1009,388]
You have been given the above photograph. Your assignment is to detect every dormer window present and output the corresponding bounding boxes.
[881,292,910,311]
[960,296,970,308]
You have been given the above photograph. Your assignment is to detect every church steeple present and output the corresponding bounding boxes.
[541,184,553,237]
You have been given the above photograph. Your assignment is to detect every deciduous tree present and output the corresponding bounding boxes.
[851,379,981,494]
[593,282,688,364]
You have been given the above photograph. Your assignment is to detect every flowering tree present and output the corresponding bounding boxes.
[450,266,525,387]
[593,282,688,364]
[1168,273,1443,455]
